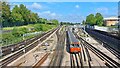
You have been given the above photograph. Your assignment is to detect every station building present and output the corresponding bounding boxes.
[103,17,119,26]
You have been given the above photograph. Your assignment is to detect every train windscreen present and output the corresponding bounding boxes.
[70,44,79,47]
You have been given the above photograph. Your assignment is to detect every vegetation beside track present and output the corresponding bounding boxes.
[1,24,57,46]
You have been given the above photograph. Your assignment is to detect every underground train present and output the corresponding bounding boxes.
[67,29,81,53]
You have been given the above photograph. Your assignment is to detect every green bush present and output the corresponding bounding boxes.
[42,24,49,31]
[2,33,15,45]
[1,23,57,46]
[41,24,55,31]
[12,27,28,37]
[20,27,28,33]
[33,24,54,31]
[34,24,43,31]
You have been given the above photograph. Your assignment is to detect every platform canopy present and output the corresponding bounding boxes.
[104,17,120,21]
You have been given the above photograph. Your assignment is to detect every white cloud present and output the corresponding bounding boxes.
[38,11,84,22]
[43,11,51,14]
[38,11,57,19]
[51,13,56,16]
[43,11,56,16]
[75,5,80,8]
[31,2,42,10]
[96,7,108,14]
[10,3,19,6]
[37,11,84,23]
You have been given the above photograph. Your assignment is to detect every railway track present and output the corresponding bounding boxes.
[85,28,120,60]
[32,26,65,68]
[0,27,60,68]
[81,43,91,68]
[66,29,86,68]
[76,35,120,67]
[104,45,120,60]
[73,32,91,68]
[48,26,65,68]
[1,28,56,57]
[70,53,83,68]
[33,53,50,68]
[85,28,120,53]
[65,28,92,68]
[89,34,120,60]
[90,29,120,40]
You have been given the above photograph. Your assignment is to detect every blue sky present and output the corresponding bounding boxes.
[8,0,120,2]
[10,2,118,23]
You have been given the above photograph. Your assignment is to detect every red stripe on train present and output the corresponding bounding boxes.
[70,48,81,52]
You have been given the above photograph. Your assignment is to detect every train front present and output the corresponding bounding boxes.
[67,29,81,53]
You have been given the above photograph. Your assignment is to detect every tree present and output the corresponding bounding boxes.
[19,4,30,25]
[1,2,59,27]
[2,2,11,27]
[0,17,3,27]
[29,13,39,24]
[82,20,86,25]
[50,19,59,25]
[11,4,39,25]
[11,5,24,26]
[95,13,103,26]
[86,14,96,26]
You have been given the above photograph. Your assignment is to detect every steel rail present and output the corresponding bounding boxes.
[78,36,120,67]
[1,27,60,67]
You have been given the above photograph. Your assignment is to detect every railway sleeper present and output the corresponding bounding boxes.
[84,42,118,67]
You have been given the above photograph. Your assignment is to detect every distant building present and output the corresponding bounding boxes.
[103,17,119,26]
